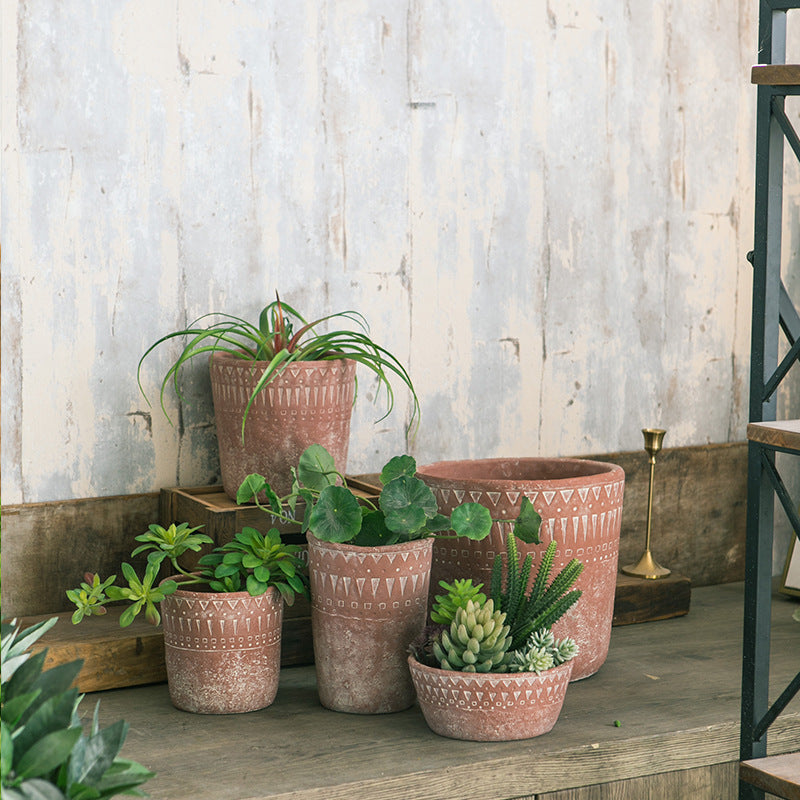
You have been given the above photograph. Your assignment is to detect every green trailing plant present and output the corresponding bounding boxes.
[431,598,512,673]
[490,532,584,651]
[237,444,543,548]
[1,617,154,799]
[137,293,421,439]
[430,579,487,625]
[67,522,308,628]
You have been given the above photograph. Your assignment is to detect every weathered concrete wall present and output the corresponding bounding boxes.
[2,0,794,507]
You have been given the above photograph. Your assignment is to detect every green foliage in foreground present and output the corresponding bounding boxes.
[1,617,154,799]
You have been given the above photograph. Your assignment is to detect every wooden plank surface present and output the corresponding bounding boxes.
[741,753,800,800]
[751,65,800,85]
[77,582,800,800]
[748,420,800,452]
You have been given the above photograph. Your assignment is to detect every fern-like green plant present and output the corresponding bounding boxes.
[491,532,583,651]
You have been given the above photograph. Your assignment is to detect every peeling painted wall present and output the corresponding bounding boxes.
[2,0,796,506]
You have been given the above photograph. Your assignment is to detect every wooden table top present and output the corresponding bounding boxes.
[82,582,800,800]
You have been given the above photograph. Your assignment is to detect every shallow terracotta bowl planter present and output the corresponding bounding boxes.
[417,457,625,680]
[161,582,283,714]
[408,656,573,741]
[210,352,357,498]
[307,533,433,714]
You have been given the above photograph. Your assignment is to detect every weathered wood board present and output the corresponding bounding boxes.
[612,572,691,626]
[741,753,800,800]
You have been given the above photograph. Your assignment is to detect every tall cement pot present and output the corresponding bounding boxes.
[417,458,625,680]
[210,352,357,498]
[307,533,433,714]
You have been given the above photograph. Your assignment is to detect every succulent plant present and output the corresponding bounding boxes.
[508,627,579,674]
[431,598,512,673]
[430,578,487,625]
[491,532,583,650]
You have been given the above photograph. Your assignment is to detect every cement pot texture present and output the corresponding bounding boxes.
[209,352,356,498]
[408,656,573,741]
[307,533,433,714]
[161,582,283,714]
[417,458,625,680]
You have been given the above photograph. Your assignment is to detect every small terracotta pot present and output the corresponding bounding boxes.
[417,458,625,680]
[408,656,573,741]
[209,352,357,498]
[161,582,283,714]
[307,533,433,714]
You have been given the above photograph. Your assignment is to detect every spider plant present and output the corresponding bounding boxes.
[138,293,420,439]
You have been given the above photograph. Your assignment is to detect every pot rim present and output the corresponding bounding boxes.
[160,575,281,602]
[306,531,434,555]
[209,350,356,369]
[407,653,574,684]
[416,457,624,486]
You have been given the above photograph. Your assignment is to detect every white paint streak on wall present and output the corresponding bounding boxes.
[2,0,797,505]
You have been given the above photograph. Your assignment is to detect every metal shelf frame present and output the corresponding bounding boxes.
[741,3,800,799]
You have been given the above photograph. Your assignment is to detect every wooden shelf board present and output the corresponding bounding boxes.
[751,64,800,85]
[741,752,800,800]
[747,420,800,451]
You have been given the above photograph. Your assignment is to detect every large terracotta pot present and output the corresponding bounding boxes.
[409,656,572,741]
[417,458,625,680]
[161,582,283,714]
[307,533,433,714]
[209,352,357,498]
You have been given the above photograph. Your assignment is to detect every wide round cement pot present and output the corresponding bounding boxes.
[417,458,625,680]
[210,352,357,498]
[409,656,573,741]
[307,533,433,714]
[161,582,283,714]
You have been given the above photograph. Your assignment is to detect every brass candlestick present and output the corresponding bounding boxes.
[621,428,671,579]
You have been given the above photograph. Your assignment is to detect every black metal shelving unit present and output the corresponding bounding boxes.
[740,3,800,799]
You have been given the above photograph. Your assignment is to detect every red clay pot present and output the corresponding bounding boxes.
[408,656,573,741]
[209,352,357,498]
[417,458,625,680]
[161,582,283,714]
[307,533,433,714]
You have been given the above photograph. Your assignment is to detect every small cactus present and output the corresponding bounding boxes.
[432,598,512,673]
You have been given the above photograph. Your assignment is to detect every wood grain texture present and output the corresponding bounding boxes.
[741,753,800,800]
[748,421,800,452]
[751,65,800,85]
[612,573,691,625]
[76,583,800,800]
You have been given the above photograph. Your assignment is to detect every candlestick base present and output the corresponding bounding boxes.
[621,549,671,580]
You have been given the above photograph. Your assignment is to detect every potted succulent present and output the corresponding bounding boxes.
[417,456,625,680]
[66,522,308,715]
[237,445,542,714]
[408,530,583,741]
[138,294,420,497]
[1,617,154,798]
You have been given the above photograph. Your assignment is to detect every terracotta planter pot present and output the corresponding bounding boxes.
[209,352,357,498]
[408,656,572,741]
[161,582,283,714]
[417,458,625,680]
[307,533,433,714]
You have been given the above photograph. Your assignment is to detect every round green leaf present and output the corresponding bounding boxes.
[297,445,339,491]
[450,502,493,540]
[308,485,362,542]
[384,505,427,535]
[379,455,417,485]
[379,475,437,521]
[513,496,542,543]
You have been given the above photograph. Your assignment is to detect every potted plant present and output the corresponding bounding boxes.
[408,530,583,741]
[1,617,154,798]
[417,456,625,679]
[237,445,542,714]
[66,522,308,715]
[138,294,421,497]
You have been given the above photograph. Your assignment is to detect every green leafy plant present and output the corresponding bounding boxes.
[67,522,308,628]
[137,294,420,439]
[490,532,583,651]
[430,579,487,625]
[1,617,154,799]
[236,444,543,547]
[507,627,578,675]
